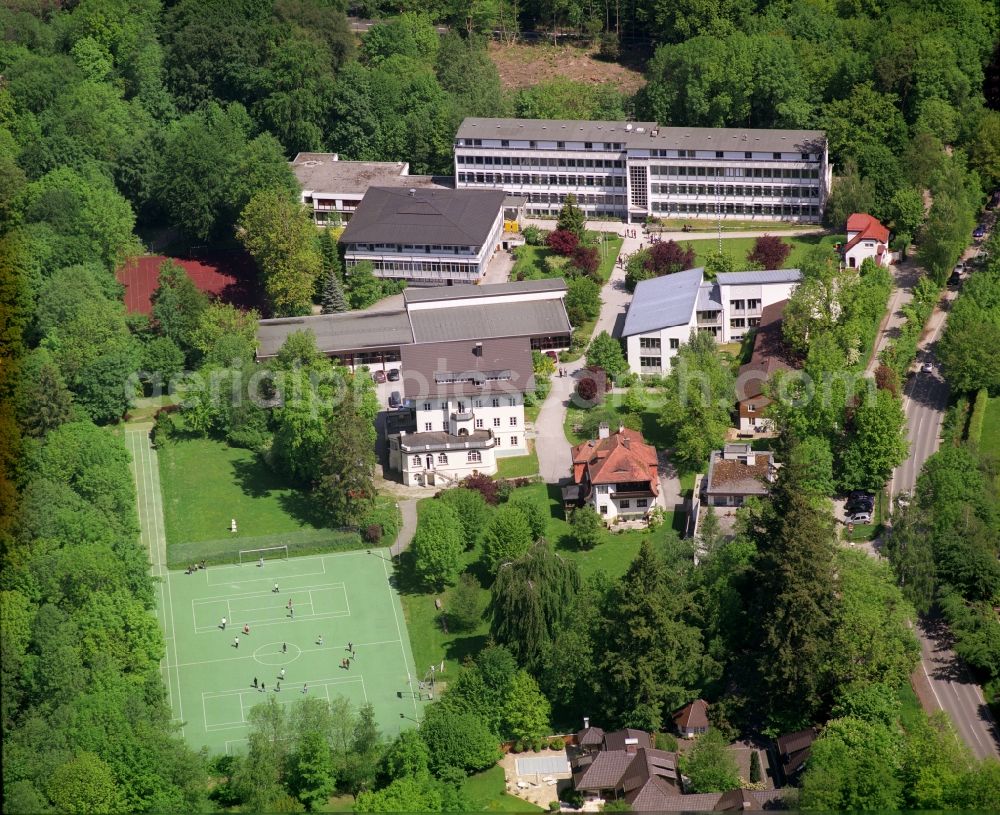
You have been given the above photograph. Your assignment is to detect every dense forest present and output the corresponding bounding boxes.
[1,0,1000,811]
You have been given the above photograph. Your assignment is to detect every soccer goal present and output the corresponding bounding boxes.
[238,545,289,565]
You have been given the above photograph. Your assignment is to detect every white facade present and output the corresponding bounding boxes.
[345,208,504,285]
[390,437,498,487]
[623,270,801,376]
[412,394,526,454]
[388,394,526,487]
[454,119,831,224]
[589,482,661,521]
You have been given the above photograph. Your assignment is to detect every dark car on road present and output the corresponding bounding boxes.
[948,269,962,287]
[372,370,386,383]
[387,368,400,381]
[973,224,986,239]
[388,391,401,408]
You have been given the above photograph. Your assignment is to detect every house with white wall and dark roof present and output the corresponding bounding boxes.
[339,186,507,286]
[703,444,778,507]
[622,268,802,376]
[386,337,533,486]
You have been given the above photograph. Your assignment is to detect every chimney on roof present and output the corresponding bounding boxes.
[473,342,483,357]
[583,717,590,730]
[598,422,610,440]
[745,452,755,466]
[624,737,639,754]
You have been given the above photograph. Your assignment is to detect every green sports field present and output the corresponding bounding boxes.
[162,550,426,755]
[126,426,426,757]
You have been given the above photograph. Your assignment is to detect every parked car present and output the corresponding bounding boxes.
[921,362,934,373]
[848,490,875,503]
[848,511,873,525]
[372,370,387,383]
[387,368,400,381]
[846,493,874,510]
[388,391,401,408]
[948,270,962,287]
[973,224,986,239]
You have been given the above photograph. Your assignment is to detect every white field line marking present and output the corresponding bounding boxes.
[380,550,418,720]
[195,582,345,604]
[166,639,403,669]
[206,557,327,586]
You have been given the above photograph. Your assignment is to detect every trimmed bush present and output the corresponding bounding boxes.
[550,737,565,750]
[967,388,989,448]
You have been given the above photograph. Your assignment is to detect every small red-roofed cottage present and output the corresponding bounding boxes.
[842,213,891,269]
[566,423,661,522]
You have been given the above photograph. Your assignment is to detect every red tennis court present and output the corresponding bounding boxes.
[118,251,266,316]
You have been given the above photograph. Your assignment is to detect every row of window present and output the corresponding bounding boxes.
[356,260,481,276]
[649,165,821,180]
[651,202,821,216]
[457,155,625,169]
[458,139,625,151]
[598,497,649,514]
[457,141,816,162]
[459,172,625,188]
[650,183,820,199]
[527,192,627,206]
[412,450,483,467]
[650,149,816,161]
[730,299,761,311]
[421,416,519,431]
[422,398,518,410]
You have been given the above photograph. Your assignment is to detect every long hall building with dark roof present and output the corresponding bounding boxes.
[454,117,831,223]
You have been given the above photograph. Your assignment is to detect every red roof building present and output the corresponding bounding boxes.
[842,213,891,269]
[564,424,661,523]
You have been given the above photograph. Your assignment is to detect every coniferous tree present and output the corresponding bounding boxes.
[598,540,703,730]
[750,462,840,726]
[321,268,348,314]
[556,193,585,238]
[315,394,377,527]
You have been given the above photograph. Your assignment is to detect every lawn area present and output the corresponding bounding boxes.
[679,233,840,270]
[462,765,543,812]
[496,445,540,478]
[564,390,668,449]
[653,218,822,232]
[512,235,622,287]
[978,396,1000,457]
[897,679,926,734]
[159,434,323,547]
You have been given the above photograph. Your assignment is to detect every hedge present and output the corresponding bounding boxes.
[966,388,989,449]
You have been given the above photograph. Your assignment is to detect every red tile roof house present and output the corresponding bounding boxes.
[673,699,710,738]
[564,424,661,523]
[735,300,795,435]
[703,444,777,508]
[841,212,891,269]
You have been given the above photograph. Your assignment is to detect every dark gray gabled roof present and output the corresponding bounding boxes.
[649,126,826,154]
[621,268,704,336]
[403,278,566,304]
[400,337,534,398]
[409,299,571,344]
[340,187,505,248]
[256,310,413,359]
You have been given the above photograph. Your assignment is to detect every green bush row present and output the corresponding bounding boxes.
[966,388,989,449]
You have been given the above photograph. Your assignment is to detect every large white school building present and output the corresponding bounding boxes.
[454,118,831,224]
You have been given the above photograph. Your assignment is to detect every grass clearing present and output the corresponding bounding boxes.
[159,435,325,547]
[462,765,543,812]
[978,396,1000,457]
[496,446,540,478]
[678,233,840,270]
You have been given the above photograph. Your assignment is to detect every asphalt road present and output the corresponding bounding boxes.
[887,252,1000,761]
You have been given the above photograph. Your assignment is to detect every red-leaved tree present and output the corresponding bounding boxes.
[571,245,600,276]
[747,235,792,269]
[546,228,579,256]
[643,240,696,276]
[460,472,500,505]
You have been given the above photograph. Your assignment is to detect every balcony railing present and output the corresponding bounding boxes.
[451,411,474,421]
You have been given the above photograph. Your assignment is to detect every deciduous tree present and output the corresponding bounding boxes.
[586,331,627,379]
[570,505,603,550]
[412,501,465,590]
[747,235,791,269]
[238,189,321,316]
[482,504,534,572]
[682,729,739,793]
